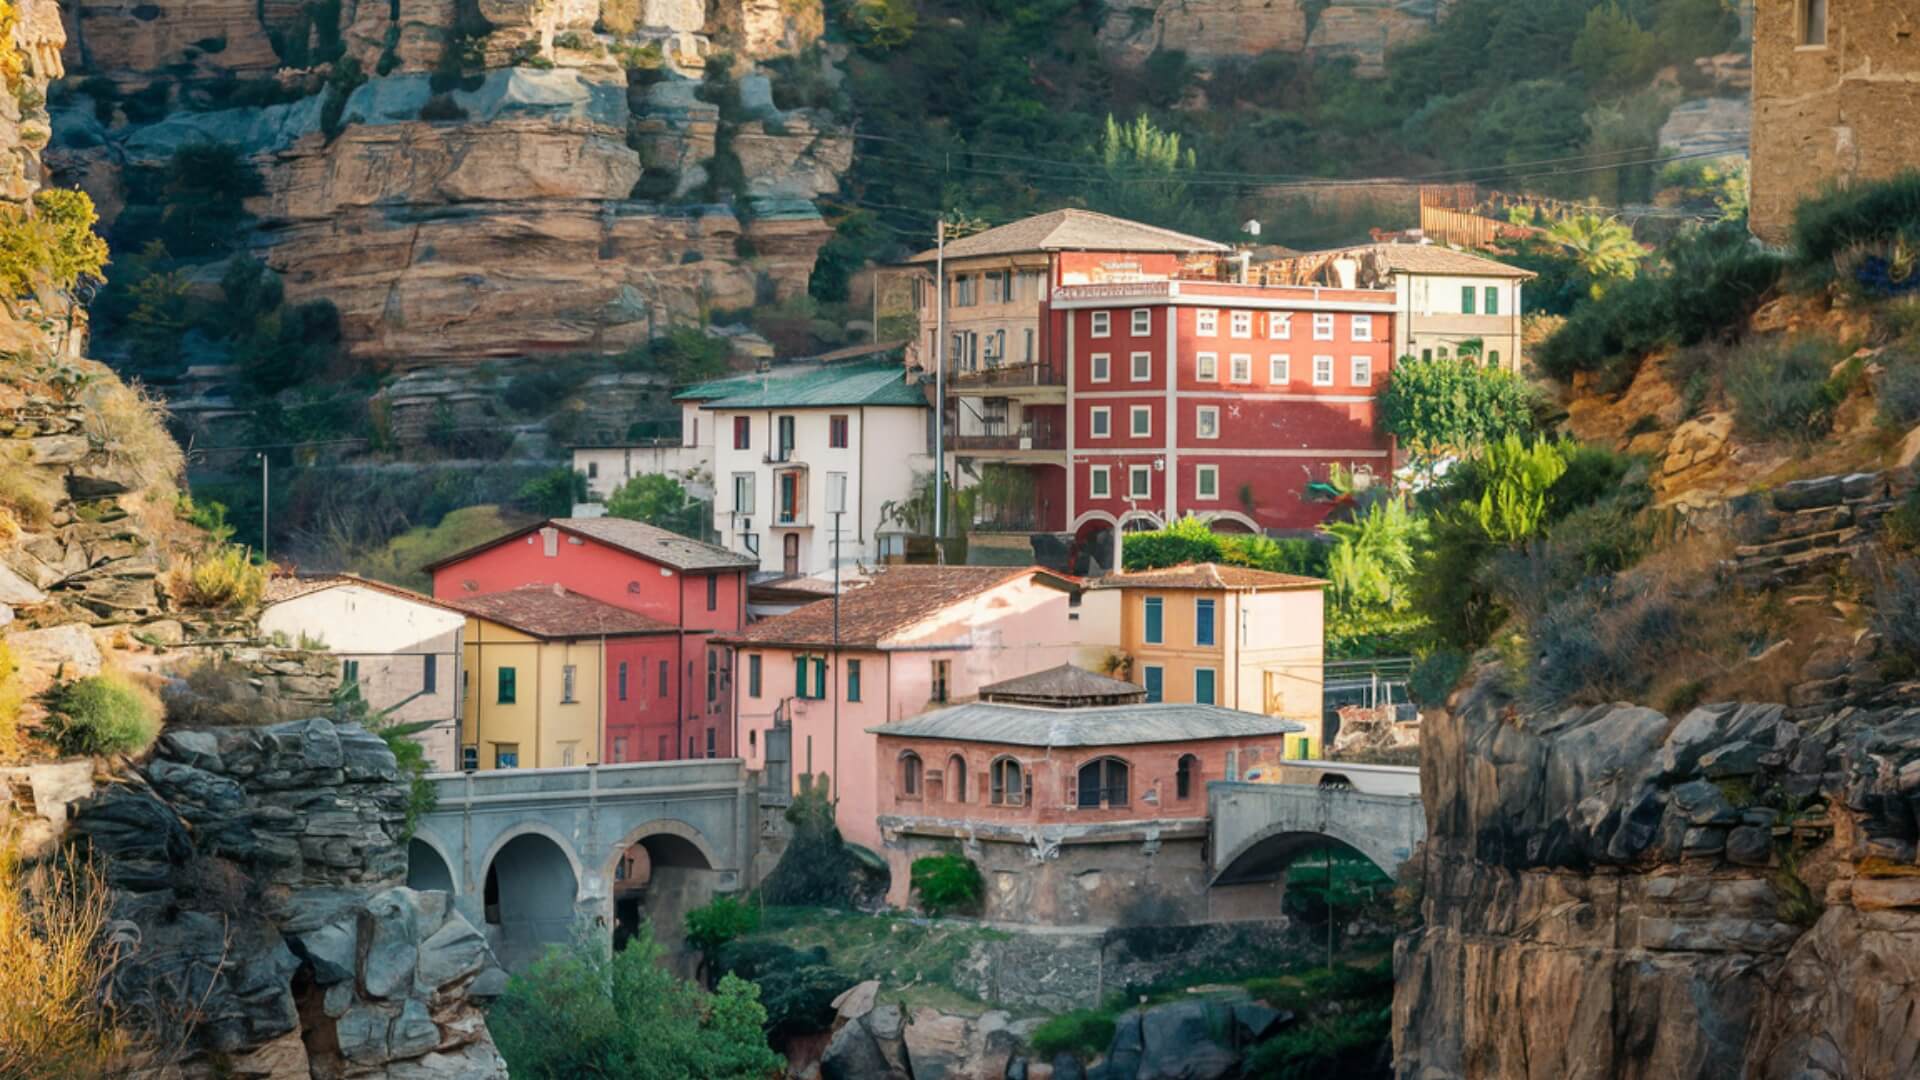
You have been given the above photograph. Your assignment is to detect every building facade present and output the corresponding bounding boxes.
[571,442,712,511]
[426,517,753,765]
[260,576,468,771]
[1751,0,1920,244]
[679,361,934,578]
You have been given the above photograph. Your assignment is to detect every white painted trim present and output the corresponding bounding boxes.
[1198,510,1261,532]
[1074,447,1391,459]
[1077,390,1376,403]
[1051,295,1396,314]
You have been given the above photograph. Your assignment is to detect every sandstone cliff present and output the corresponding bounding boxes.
[1097,0,1439,77]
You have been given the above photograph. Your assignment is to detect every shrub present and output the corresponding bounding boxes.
[0,187,110,299]
[1027,1008,1118,1061]
[1870,557,1920,667]
[168,545,269,610]
[87,375,186,502]
[1378,356,1538,473]
[1879,358,1920,429]
[909,852,983,917]
[712,940,851,1040]
[512,467,587,517]
[45,673,161,757]
[0,443,63,529]
[684,895,760,962]
[419,92,468,122]
[1550,494,1654,576]
[1517,578,1693,712]
[1471,435,1567,546]
[759,779,872,908]
[1123,514,1224,570]
[1242,1008,1391,1080]
[1792,171,1920,267]
[161,659,304,728]
[1726,337,1845,444]
[1407,649,1467,706]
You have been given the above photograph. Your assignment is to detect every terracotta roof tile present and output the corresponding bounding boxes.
[1314,243,1537,279]
[724,566,1068,648]
[980,664,1145,706]
[907,209,1229,263]
[445,584,679,639]
[422,518,753,575]
[1093,563,1326,591]
[263,573,460,611]
[871,701,1303,748]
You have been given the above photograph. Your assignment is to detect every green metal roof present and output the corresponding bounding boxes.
[681,361,927,410]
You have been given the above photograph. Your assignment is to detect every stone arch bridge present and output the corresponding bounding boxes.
[407,759,757,971]
[1209,762,1424,885]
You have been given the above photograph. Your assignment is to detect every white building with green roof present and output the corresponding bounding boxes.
[677,359,934,578]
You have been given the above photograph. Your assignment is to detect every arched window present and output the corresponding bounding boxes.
[899,751,923,798]
[1076,757,1130,809]
[989,757,1024,806]
[947,755,968,804]
[1176,754,1199,800]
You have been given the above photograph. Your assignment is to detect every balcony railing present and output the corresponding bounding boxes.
[950,426,1066,453]
[949,362,1065,390]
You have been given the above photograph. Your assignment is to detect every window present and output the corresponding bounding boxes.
[748,654,761,697]
[829,414,849,448]
[1176,754,1198,799]
[706,572,718,611]
[900,752,923,797]
[778,471,800,525]
[706,651,717,703]
[423,654,436,694]
[1312,313,1335,341]
[1195,667,1216,705]
[1438,345,1450,359]
[1229,354,1252,383]
[1077,757,1130,808]
[1313,355,1335,386]
[497,667,516,704]
[1230,310,1252,339]
[1131,308,1151,335]
[586,461,599,479]
[1143,596,1164,644]
[1142,665,1163,703]
[1352,315,1373,342]
[1196,406,1219,439]
[659,659,669,698]
[1461,286,1477,315]
[1421,347,1433,362]
[341,659,360,685]
[1129,466,1152,499]
[1196,352,1218,381]
[984,270,1006,304]
[931,659,951,703]
[561,743,576,767]
[1269,314,1291,340]
[1196,309,1218,336]
[494,743,519,769]
[1802,0,1826,46]
[1091,353,1110,382]
[1130,406,1152,437]
[1018,268,1044,300]
[613,736,628,763]
[706,728,716,758]
[953,274,976,306]
[1025,328,1035,362]
[1351,356,1373,386]
[794,655,827,699]
[618,661,629,701]
[947,755,968,802]
[847,658,862,702]
[1484,286,1500,316]
[1089,406,1111,438]
[1089,465,1110,498]
[1489,350,1502,368]
[1091,310,1111,337]
[561,664,577,703]
[733,416,750,450]
[989,757,1024,806]
[1270,355,1290,384]
[732,472,754,513]
[775,415,796,461]
[1131,352,1152,382]
[463,746,479,771]
[1196,465,1219,500]
[1195,597,1216,645]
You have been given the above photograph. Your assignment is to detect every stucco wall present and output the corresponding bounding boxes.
[461,619,623,770]
[1113,585,1324,741]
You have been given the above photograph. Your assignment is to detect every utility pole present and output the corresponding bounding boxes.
[829,473,845,803]
[256,452,269,561]
[933,217,947,559]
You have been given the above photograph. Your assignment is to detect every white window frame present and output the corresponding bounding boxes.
[1089,465,1110,498]
[1196,405,1219,440]
[1313,355,1335,386]
[1351,355,1373,387]
[1196,309,1219,336]
[1352,314,1373,342]
[1195,352,1218,381]
[1129,406,1152,437]
[1229,310,1252,339]
[1229,353,1252,384]
[1195,464,1219,501]
[1130,308,1152,336]
[1091,310,1111,338]
[1269,313,1291,340]
[1090,353,1111,383]
[1129,465,1153,499]
[1313,313,1335,341]
[1269,354,1290,385]
[1089,406,1111,438]
[1130,352,1152,382]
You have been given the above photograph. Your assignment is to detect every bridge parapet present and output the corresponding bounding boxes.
[1209,776,1424,882]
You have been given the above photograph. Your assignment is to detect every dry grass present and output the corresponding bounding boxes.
[0,642,24,764]
[161,659,304,729]
[0,442,64,532]
[82,370,183,505]
[165,545,269,611]
[0,827,131,1078]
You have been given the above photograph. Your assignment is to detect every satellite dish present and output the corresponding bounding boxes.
[1241,219,1262,236]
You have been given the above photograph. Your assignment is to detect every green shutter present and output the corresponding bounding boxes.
[1461,286,1476,315]
[1484,285,1499,315]
[813,657,827,699]
[795,655,809,699]
[1195,669,1215,705]
[498,667,516,704]
[1144,598,1163,644]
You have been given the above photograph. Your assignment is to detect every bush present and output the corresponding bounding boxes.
[45,673,161,757]
[1242,1008,1391,1080]
[512,468,587,517]
[712,939,851,1040]
[168,545,269,610]
[1871,557,1920,668]
[160,659,303,728]
[1407,649,1467,707]
[1725,337,1846,443]
[759,779,874,908]
[1027,1008,1118,1061]
[1378,356,1539,473]
[0,187,110,299]
[909,852,983,916]
[1792,171,1920,267]
[1879,358,1920,429]
[684,895,760,962]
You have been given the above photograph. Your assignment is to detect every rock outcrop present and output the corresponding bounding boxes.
[71,716,508,1078]
[1097,0,1437,77]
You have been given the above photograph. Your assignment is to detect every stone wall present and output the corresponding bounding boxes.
[1750,0,1920,243]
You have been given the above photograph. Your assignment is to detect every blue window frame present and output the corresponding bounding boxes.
[1195,668,1216,705]
[1195,598,1216,646]
[1143,665,1163,703]
[1143,597,1164,645]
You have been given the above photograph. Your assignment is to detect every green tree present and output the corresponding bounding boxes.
[1543,213,1645,296]
[490,926,784,1080]
[843,0,915,50]
[1570,3,1656,94]
[1089,114,1201,232]
[513,467,588,517]
[1472,435,1567,545]
[1378,357,1538,478]
[605,473,708,540]
[1319,497,1424,614]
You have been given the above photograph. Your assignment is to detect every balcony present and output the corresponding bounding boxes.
[949,419,1066,466]
[947,361,1066,396]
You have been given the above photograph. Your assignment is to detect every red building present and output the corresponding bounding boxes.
[425,517,755,763]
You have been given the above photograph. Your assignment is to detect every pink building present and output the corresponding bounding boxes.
[871,665,1303,925]
[720,565,1088,851]
[425,517,755,763]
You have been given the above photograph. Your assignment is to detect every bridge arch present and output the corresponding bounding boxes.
[605,819,725,953]
[406,835,457,895]
[1214,820,1406,884]
[481,826,585,971]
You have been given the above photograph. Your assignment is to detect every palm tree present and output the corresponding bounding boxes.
[1544,213,1645,296]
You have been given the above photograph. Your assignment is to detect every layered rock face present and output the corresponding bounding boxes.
[1395,669,1920,1076]
[1097,0,1437,77]
[72,717,508,1078]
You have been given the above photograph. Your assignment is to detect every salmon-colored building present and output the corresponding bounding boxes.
[720,565,1098,851]
[871,664,1304,925]
[425,517,754,766]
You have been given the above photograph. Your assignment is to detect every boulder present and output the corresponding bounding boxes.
[820,1016,893,1080]
[0,561,49,605]
[1134,1000,1239,1080]
[831,979,880,1023]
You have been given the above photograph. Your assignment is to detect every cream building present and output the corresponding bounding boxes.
[1274,243,1537,372]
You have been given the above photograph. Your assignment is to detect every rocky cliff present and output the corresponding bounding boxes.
[1097,0,1439,77]
[1394,471,1920,1079]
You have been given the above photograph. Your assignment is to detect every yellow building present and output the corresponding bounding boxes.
[449,585,680,771]
[1096,564,1328,757]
